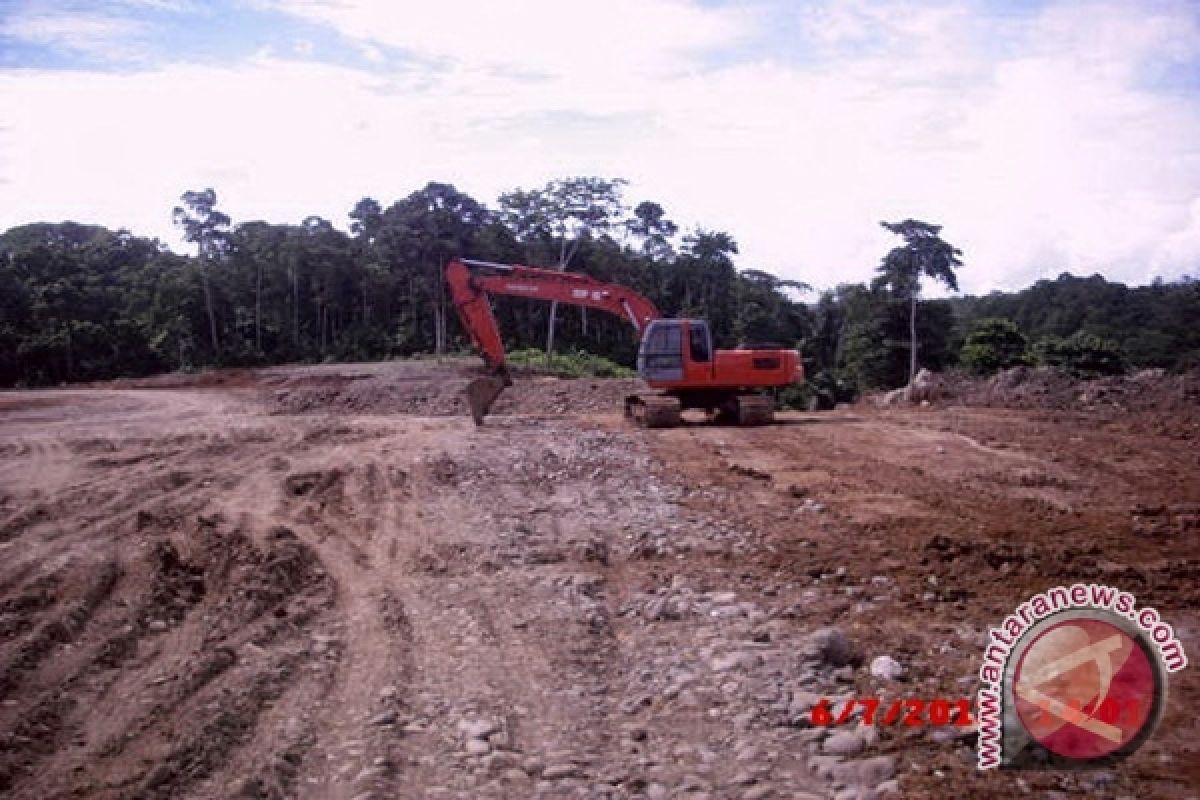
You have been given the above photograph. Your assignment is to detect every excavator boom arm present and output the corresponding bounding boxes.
[446,258,660,370]
[445,258,661,424]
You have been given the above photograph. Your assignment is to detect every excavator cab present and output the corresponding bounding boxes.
[638,320,684,381]
[637,319,712,383]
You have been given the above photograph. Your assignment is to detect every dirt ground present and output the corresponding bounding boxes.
[0,360,1196,800]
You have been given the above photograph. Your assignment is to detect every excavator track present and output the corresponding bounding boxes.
[731,394,774,426]
[624,394,682,428]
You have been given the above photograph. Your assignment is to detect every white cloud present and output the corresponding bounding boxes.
[263,0,753,80]
[1,10,150,60]
[1,0,1199,293]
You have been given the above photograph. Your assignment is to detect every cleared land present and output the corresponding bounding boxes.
[0,360,1196,799]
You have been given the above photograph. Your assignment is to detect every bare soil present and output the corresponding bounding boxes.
[0,359,1196,799]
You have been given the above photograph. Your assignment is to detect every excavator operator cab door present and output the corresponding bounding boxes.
[687,319,712,364]
[637,319,684,382]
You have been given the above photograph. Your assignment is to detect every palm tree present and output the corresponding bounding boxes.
[872,219,962,384]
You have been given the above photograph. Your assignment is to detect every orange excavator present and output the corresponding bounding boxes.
[446,258,804,427]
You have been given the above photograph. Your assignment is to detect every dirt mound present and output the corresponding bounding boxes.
[99,368,264,390]
[945,366,1200,411]
[86,359,648,418]
[267,365,644,418]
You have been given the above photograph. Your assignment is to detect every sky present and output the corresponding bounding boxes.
[1,0,1199,294]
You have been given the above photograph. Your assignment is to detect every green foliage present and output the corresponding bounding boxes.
[3,187,1195,399]
[1033,331,1127,377]
[506,348,634,378]
[836,285,958,390]
[874,219,962,295]
[951,273,1200,371]
[776,369,856,410]
[961,318,1031,374]
[5,174,808,388]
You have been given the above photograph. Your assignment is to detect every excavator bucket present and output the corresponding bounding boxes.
[465,375,508,425]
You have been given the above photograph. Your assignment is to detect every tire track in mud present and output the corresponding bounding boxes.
[370,423,655,799]
[0,518,336,798]
[0,400,346,800]
[208,423,418,800]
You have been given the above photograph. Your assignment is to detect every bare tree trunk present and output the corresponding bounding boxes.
[64,322,72,381]
[909,294,918,384]
[255,262,263,352]
[201,267,219,357]
[436,262,447,355]
[545,241,565,357]
[409,276,419,350]
[546,237,581,357]
[834,314,848,367]
[434,305,445,355]
[291,266,299,346]
[546,301,558,357]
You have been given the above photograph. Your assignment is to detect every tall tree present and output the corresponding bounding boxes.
[670,230,739,342]
[348,197,385,329]
[172,188,230,357]
[499,176,627,354]
[382,183,487,354]
[626,200,678,260]
[230,220,285,353]
[734,269,811,344]
[872,219,962,383]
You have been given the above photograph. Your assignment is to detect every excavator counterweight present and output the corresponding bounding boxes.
[446,258,803,427]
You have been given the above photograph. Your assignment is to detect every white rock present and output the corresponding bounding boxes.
[823,730,865,756]
[459,718,501,739]
[710,653,740,672]
[869,655,906,681]
[874,779,901,797]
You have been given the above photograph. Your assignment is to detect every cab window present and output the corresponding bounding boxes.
[689,322,711,362]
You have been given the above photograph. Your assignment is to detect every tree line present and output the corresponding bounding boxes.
[1,178,1197,395]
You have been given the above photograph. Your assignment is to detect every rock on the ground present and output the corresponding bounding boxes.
[800,627,860,668]
[823,730,866,757]
[459,717,501,739]
[869,654,906,681]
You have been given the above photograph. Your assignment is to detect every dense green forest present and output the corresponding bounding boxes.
[2,178,1197,394]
